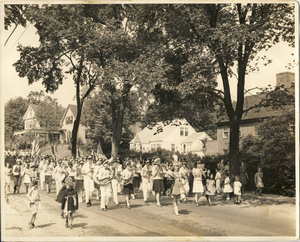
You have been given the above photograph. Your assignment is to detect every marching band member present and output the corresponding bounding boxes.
[132,163,141,200]
[5,163,13,198]
[75,160,85,203]
[39,156,47,191]
[93,160,103,201]
[81,156,95,207]
[164,163,174,197]
[171,162,184,216]
[179,161,190,203]
[110,157,122,206]
[54,161,64,196]
[141,159,152,203]
[193,161,206,207]
[122,161,134,209]
[67,163,76,182]
[12,159,21,194]
[44,159,55,194]
[152,158,165,207]
[97,159,113,211]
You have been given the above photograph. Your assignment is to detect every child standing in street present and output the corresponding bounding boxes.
[254,168,264,196]
[205,173,216,205]
[27,180,40,229]
[215,168,221,194]
[223,172,233,201]
[23,163,32,194]
[233,175,242,204]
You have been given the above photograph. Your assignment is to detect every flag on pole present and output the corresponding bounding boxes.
[31,139,40,157]
[96,142,106,160]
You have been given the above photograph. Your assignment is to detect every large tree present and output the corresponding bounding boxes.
[135,4,295,177]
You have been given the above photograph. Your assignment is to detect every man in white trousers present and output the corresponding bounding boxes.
[98,159,112,211]
[110,157,122,206]
[81,156,94,207]
[141,159,152,203]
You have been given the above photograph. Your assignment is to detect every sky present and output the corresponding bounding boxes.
[3,22,297,108]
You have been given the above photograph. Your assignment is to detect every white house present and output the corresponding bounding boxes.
[181,132,212,157]
[60,104,87,143]
[130,119,210,156]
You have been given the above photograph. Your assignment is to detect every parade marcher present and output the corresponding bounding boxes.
[97,159,113,211]
[39,156,47,190]
[93,159,103,201]
[23,163,32,194]
[223,172,233,201]
[110,157,122,206]
[205,173,216,205]
[179,161,190,203]
[81,156,95,207]
[74,160,85,203]
[239,161,249,197]
[254,168,264,196]
[122,161,134,209]
[18,159,25,193]
[67,163,76,182]
[215,168,222,194]
[12,159,21,194]
[192,161,205,207]
[5,163,13,200]
[132,163,141,200]
[152,158,165,207]
[54,161,64,196]
[170,162,184,216]
[56,177,79,229]
[141,159,152,203]
[234,175,242,204]
[27,180,41,229]
[164,163,174,197]
[44,159,54,193]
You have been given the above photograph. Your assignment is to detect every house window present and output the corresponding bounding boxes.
[171,144,175,152]
[223,126,229,138]
[222,149,229,155]
[180,127,184,136]
[157,144,162,150]
[66,116,73,125]
[185,127,188,136]
[183,144,187,153]
[151,144,155,151]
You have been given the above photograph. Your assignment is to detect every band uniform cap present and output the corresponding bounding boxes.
[87,155,93,160]
[145,159,151,164]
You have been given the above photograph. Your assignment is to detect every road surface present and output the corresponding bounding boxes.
[3,187,296,239]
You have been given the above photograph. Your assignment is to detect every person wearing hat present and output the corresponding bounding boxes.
[97,159,113,211]
[81,155,95,207]
[93,159,103,201]
[151,157,165,207]
[38,157,47,191]
[170,162,184,216]
[141,159,152,203]
[110,157,122,206]
[57,176,78,229]
[12,159,21,194]
[179,161,190,203]
[27,180,41,229]
[192,161,206,207]
[74,160,85,203]
[164,163,174,197]
[121,161,134,209]
[44,159,54,194]
[54,161,64,196]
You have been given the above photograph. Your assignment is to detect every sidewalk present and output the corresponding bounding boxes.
[241,192,295,205]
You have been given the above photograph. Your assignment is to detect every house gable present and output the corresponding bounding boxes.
[61,104,77,126]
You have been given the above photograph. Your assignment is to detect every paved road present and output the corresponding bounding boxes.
[3,188,297,239]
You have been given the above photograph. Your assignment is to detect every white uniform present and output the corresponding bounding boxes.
[98,166,112,209]
[111,164,122,205]
[141,165,152,201]
[82,162,94,203]
[53,165,64,195]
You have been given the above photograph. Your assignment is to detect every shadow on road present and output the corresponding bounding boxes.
[73,222,88,228]
[6,226,23,231]
[179,209,190,214]
[37,222,55,228]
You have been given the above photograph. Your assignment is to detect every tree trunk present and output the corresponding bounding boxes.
[71,104,83,158]
[229,116,241,180]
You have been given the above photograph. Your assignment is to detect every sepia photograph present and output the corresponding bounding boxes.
[1,1,298,241]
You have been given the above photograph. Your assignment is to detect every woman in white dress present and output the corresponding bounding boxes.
[192,161,205,207]
[179,162,190,203]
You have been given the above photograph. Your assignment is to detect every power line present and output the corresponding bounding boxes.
[5,22,31,57]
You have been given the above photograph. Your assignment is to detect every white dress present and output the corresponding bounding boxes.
[234,181,242,195]
[192,168,204,193]
[223,177,233,193]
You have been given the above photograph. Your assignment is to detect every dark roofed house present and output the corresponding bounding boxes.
[205,72,295,156]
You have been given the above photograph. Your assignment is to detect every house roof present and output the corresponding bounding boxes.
[61,104,77,124]
[23,104,39,120]
[149,125,175,142]
[182,132,210,143]
[218,94,294,125]
[130,127,153,144]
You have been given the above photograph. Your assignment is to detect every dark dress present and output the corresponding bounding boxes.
[239,166,247,186]
[56,186,78,213]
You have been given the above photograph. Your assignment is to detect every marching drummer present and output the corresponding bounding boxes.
[54,161,64,196]
[97,159,112,211]
[81,156,94,207]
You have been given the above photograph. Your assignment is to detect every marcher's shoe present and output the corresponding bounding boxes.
[105,205,108,210]
[259,194,263,196]
[86,203,90,207]
[196,203,199,207]
[157,204,162,207]
[32,223,35,228]
[29,223,33,229]
[115,203,119,206]
[65,223,68,228]
[61,212,64,219]
[127,205,131,209]
[69,225,73,229]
